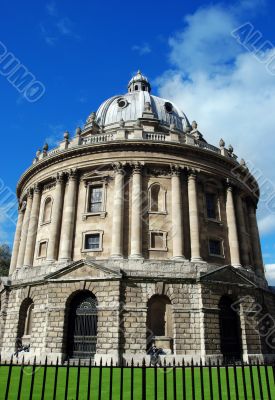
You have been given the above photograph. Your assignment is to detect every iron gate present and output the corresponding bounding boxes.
[68,293,98,359]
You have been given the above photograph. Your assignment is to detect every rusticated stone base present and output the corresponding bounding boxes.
[0,259,274,364]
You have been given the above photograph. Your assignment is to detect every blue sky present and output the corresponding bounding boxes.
[0,0,275,282]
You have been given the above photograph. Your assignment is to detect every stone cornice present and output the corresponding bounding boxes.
[16,140,260,201]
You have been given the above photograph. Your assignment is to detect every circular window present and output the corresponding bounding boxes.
[117,98,128,109]
[164,102,173,113]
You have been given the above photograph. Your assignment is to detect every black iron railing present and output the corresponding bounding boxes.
[0,356,274,399]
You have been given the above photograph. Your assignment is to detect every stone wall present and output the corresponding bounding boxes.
[1,273,274,363]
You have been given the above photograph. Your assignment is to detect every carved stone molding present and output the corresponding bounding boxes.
[112,162,125,174]
[170,164,181,176]
[131,162,143,174]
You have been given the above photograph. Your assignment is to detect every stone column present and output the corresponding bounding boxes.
[9,205,25,273]
[59,169,78,261]
[47,173,65,261]
[248,201,264,275]
[130,163,143,258]
[23,184,42,266]
[226,184,241,267]
[171,165,185,260]
[188,171,202,262]
[235,193,250,266]
[16,189,33,268]
[111,163,125,258]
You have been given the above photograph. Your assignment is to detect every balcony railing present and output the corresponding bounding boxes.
[35,130,239,163]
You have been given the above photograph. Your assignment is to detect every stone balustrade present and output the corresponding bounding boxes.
[34,128,238,165]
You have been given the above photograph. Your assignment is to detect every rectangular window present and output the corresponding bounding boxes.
[209,239,222,256]
[89,186,103,213]
[206,193,217,219]
[38,241,47,258]
[85,233,100,250]
[150,232,165,250]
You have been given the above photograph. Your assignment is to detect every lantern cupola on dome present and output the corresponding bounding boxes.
[128,70,151,93]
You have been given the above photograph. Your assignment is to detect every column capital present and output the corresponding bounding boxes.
[33,182,42,194]
[55,172,65,184]
[112,162,125,174]
[187,169,198,180]
[131,162,143,174]
[26,187,34,199]
[68,168,78,181]
[170,164,181,176]
[19,201,27,213]
[225,178,235,192]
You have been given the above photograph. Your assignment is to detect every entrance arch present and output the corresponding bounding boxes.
[66,291,98,359]
[219,296,242,362]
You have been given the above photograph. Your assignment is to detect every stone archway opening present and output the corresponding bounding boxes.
[147,294,173,353]
[66,291,98,359]
[17,297,34,348]
[219,295,242,363]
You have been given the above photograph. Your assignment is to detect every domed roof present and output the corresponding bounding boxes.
[92,71,190,132]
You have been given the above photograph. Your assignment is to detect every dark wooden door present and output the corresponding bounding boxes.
[219,296,242,363]
[68,293,98,359]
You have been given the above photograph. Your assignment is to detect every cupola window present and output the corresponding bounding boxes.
[164,102,173,113]
[117,98,128,109]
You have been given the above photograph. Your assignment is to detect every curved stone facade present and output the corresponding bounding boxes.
[0,72,274,364]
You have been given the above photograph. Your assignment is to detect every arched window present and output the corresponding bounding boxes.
[147,295,173,352]
[42,197,52,223]
[135,85,138,91]
[149,183,165,213]
[219,296,242,362]
[17,298,34,340]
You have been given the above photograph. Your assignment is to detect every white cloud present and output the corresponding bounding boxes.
[40,4,80,46]
[265,264,275,285]
[56,18,73,36]
[44,124,65,147]
[259,215,275,235]
[156,3,275,227]
[39,23,57,46]
[132,43,151,56]
[0,203,17,244]
[46,2,58,17]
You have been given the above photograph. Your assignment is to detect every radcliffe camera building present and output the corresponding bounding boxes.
[1,71,275,364]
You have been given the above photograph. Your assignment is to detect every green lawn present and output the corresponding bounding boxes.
[0,365,274,399]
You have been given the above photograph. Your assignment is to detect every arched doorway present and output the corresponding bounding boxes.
[219,296,242,362]
[67,291,98,359]
[147,295,173,352]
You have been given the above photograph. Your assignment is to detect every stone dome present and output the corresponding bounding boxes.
[92,71,190,132]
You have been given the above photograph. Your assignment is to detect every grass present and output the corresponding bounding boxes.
[0,365,274,399]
